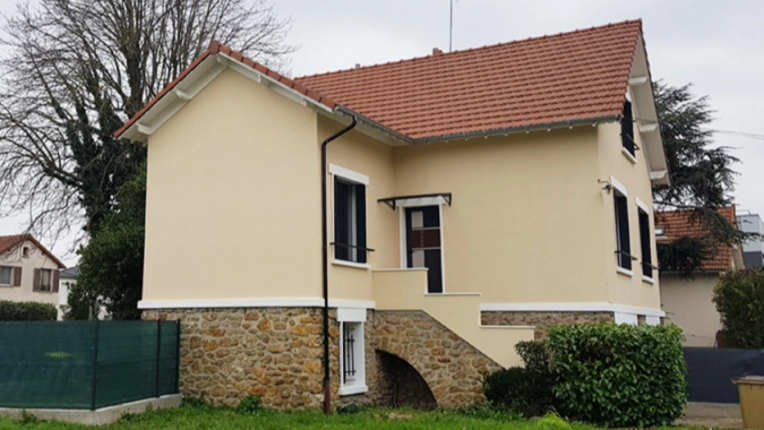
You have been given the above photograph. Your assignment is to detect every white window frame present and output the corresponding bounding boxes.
[337,307,367,396]
[398,202,447,293]
[40,269,52,292]
[329,164,370,269]
[0,266,12,286]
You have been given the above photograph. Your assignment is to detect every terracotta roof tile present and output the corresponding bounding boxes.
[0,234,66,268]
[656,207,737,272]
[295,20,642,140]
[116,20,643,142]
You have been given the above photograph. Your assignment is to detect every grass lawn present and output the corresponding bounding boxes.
[0,406,623,430]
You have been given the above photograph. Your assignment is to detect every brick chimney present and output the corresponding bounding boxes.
[432,47,443,56]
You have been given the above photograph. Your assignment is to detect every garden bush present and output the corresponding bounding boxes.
[548,323,686,427]
[483,341,554,417]
[713,267,764,348]
[0,300,57,321]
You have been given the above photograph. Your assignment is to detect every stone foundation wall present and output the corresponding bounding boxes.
[481,311,614,340]
[144,307,504,410]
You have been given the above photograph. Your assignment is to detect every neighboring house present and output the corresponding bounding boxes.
[117,20,669,409]
[0,235,66,309]
[58,266,80,320]
[738,213,764,267]
[658,207,744,347]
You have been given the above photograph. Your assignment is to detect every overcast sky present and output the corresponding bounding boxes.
[0,0,762,265]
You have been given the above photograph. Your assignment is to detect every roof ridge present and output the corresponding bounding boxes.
[296,19,642,80]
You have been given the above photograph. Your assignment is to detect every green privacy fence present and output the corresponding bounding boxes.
[0,320,180,410]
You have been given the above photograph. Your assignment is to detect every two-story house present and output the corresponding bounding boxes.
[0,235,66,311]
[118,20,669,410]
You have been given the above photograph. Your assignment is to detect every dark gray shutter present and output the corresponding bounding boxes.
[32,269,41,292]
[52,270,59,293]
[355,183,367,263]
[621,99,635,155]
[334,178,350,261]
[12,267,21,287]
[614,193,631,270]
[639,210,652,278]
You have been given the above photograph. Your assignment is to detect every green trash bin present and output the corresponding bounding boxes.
[733,376,764,429]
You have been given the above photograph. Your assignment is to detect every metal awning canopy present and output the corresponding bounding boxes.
[378,193,452,210]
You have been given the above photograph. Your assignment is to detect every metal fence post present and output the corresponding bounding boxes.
[90,319,100,410]
[175,320,181,394]
[155,319,162,398]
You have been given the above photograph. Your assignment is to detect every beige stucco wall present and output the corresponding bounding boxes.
[0,240,60,306]
[392,127,611,304]
[143,69,321,301]
[661,273,721,346]
[324,117,398,303]
[597,102,661,311]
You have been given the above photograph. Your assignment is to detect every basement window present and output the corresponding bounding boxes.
[339,320,367,396]
[614,188,633,273]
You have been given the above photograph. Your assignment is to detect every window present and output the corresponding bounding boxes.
[334,177,367,264]
[638,207,654,279]
[22,247,29,258]
[338,307,367,396]
[621,97,636,156]
[0,266,11,285]
[40,269,52,292]
[655,226,666,238]
[614,189,632,271]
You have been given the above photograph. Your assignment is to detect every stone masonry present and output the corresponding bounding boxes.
[481,311,614,340]
[144,307,503,410]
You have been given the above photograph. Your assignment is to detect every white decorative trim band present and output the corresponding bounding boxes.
[138,298,375,310]
[480,302,665,318]
[329,164,369,185]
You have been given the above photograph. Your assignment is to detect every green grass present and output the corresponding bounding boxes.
[0,405,603,430]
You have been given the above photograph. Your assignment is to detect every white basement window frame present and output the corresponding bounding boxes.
[337,307,368,396]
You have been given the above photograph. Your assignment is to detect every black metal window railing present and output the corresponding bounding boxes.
[343,324,356,384]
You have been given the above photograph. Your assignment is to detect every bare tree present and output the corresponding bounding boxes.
[0,0,294,244]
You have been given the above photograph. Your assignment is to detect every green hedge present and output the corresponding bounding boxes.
[713,267,764,348]
[548,323,686,427]
[0,300,57,321]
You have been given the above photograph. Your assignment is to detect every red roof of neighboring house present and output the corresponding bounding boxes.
[117,20,644,142]
[0,234,66,269]
[655,207,738,271]
[295,20,643,140]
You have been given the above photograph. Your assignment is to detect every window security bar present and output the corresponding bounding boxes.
[343,326,356,383]
[641,262,659,270]
[619,133,641,151]
[614,250,639,261]
[330,242,376,253]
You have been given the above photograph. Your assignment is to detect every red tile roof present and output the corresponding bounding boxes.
[0,234,66,268]
[296,20,643,140]
[655,207,738,271]
[117,20,644,142]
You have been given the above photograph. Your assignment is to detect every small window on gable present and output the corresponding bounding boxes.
[614,189,632,271]
[621,97,636,156]
[638,207,654,279]
[334,177,367,264]
[22,247,29,258]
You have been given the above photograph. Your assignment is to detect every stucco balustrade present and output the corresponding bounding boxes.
[371,269,534,368]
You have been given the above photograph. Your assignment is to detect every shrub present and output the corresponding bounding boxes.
[515,340,550,370]
[548,323,687,427]
[0,300,57,321]
[713,267,764,348]
[483,367,554,417]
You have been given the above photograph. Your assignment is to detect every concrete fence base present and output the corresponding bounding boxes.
[0,394,182,425]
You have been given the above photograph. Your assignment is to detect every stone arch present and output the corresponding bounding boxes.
[371,310,501,408]
[375,350,437,409]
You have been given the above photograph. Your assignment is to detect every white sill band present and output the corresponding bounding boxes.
[339,384,368,396]
[617,267,634,277]
[642,276,655,285]
[621,147,638,164]
[332,260,371,270]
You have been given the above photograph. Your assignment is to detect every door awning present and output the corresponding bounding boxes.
[378,193,452,210]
